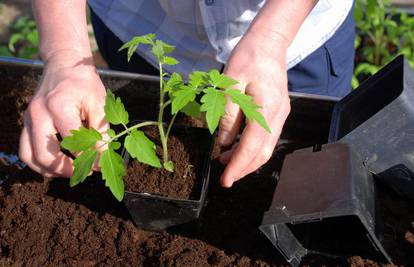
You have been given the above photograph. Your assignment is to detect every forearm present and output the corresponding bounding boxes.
[32,0,92,64]
[246,0,318,53]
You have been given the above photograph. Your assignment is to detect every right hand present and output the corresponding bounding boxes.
[19,52,108,177]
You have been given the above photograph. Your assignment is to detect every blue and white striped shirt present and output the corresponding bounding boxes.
[88,0,353,75]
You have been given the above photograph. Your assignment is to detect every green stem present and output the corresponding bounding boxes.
[107,121,158,143]
[162,100,171,110]
[158,62,169,165]
[166,112,178,140]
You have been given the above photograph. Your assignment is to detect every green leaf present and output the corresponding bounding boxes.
[189,71,208,88]
[171,85,197,114]
[107,129,116,138]
[157,39,175,53]
[200,87,226,134]
[225,89,271,133]
[110,141,121,150]
[70,149,98,187]
[119,33,156,62]
[208,70,238,89]
[8,33,23,52]
[104,90,129,125]
[99,148,125,201]
[163,56,179,65]
[61,127,102,153]
[124,129,161,168]
[151,40,166,61]
[165,72,183,93]
[181,101,201,118]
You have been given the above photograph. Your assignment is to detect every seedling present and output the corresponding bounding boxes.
[61,34,270,201]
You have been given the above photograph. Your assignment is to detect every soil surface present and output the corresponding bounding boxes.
[124,127,211,199]
[1,65,414,266]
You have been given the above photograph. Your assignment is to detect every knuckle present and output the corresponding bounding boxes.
[32,150,49,168]
[282,97,291,118]
[260,146,274,165]
[18,147,30,164]
[261,146,273,163]
[26,100,44,118]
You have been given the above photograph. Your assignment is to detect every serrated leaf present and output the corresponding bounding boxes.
[152,40,175,61]
[124,129,161,168]
[163,56,179,65]
[70,149,98,187]
[151,40,164,61]
[158,40,175,53]
[225,89,271,133]
[119,34,155,62]
[189,71,208,88]
[165,72,183,93]
[171,85,197,114]
[61,127,102,153]
[200,87,226,134]
[208,70,238,89]
[99,148,125,201]
[104,91,129,125]
[181,101,201,118]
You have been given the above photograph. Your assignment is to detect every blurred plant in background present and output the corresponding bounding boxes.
[353,0,414,88]
[0,16,38,59]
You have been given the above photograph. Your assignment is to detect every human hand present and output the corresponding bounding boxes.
[218,33,291,187]
[19,52,108,177]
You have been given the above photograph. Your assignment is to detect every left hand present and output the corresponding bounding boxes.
[218,32,291,187]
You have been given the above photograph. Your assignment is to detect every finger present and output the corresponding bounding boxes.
[46,89,83,138]
[30,111,74,177]
[19,126,58,178]
[236,96,290,177]
[219,142,239,165]
[217,80,246,146]
[220,118,271,187]
[220,88,289,187]
[86,93,110,144]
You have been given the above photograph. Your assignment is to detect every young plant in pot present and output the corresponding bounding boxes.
[60,34,270,230]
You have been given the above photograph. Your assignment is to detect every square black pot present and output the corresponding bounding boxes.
[259,142,392,266]
[122,125,215,231]
[328,55,414,199]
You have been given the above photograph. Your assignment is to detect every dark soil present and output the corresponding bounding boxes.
[124,127,210,199]
[1,64,414,266]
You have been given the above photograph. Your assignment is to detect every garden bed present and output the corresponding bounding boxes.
[1,60,413,266]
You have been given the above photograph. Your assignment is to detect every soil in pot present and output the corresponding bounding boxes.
[1,65,414,266]
[124,126,209,200]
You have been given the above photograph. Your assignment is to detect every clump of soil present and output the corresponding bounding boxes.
[124,127,211,199]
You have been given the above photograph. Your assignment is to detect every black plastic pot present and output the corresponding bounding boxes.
[329,55,414,199]
[260,143,391,266]
[122,125,215,231]
[259,56,414,266]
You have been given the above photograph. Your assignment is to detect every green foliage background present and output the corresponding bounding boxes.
[353,0,414,88]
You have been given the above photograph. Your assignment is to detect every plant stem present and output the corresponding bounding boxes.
[166,112,178,140]
[99,121,159,149]
[157,62,169,165]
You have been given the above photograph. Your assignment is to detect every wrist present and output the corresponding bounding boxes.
[243,26,289,57]
[43,49,95,72]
